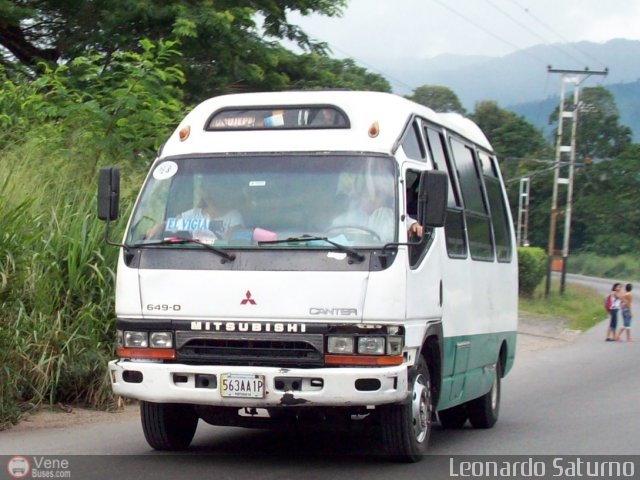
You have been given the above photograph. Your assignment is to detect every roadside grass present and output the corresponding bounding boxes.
[519,280,605,331]
[0,143,131,429]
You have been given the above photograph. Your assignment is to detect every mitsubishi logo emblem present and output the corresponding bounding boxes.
[240,290,256,305]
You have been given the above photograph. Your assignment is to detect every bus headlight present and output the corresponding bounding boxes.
[327,336,354,354]
[150,331,173,349]
[124,331,148,348]
[358,337,385,355]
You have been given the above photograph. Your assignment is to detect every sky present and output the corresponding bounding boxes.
[287,0,640,69]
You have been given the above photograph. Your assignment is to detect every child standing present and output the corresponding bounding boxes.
[605,283,622,341]
[616,284,633,342]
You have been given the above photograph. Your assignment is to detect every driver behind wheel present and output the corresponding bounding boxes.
[330,163,395,243]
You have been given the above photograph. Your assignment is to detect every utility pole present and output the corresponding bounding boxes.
[517,177,530,247]
[545,66,608,296]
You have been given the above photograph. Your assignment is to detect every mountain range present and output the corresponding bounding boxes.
[378,39,640,141]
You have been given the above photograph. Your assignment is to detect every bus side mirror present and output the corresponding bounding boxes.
[97,167,120,221]
[417,170,448,228]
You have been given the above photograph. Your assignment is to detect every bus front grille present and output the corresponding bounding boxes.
[175,331,324,367]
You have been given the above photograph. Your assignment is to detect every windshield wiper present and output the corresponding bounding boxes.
[131,237,236,261]
[258,234,365,263]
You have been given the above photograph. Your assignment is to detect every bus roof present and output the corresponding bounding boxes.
[160,91,493,158]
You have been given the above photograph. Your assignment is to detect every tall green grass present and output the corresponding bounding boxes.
[0,147,129,428]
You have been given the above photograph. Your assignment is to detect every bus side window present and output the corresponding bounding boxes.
[401,120,426,161]
[480,152,513,262]
[449,138,494,261]
[425,126,466,258]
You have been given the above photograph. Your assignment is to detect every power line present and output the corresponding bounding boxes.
[511,0,609,69]
[484,0,552,46]
[429,0,548,65]
[483,0,598,67]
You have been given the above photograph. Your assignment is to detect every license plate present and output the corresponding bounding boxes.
[220,374,265,398]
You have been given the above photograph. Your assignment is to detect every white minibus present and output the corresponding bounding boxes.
[98,90,518,461]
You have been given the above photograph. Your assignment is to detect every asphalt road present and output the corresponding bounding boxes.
[559,272,623,295]
[1,274,637,479]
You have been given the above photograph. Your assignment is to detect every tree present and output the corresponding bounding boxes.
[572,144,640,254]
[0,0,351,101]
[281,52,391,92]
[0,39,187,160]
[406,85,466,114]
[472,101,549,160]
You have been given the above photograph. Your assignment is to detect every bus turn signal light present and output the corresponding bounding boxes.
[117,347,176,360]
[324,354,403,366]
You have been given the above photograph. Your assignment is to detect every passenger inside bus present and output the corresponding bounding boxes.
[146,180,244,242]
[308,108,347,127]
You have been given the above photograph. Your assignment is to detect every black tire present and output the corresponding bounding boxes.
[379,356,433,462]
[438,404,468,429]
[467,360,501,429]
[140,401,199,450]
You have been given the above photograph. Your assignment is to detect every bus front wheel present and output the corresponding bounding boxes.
[379,356,433,462]
[140,401,199,450]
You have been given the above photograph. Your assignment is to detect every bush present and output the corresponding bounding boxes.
[518,246,547,298]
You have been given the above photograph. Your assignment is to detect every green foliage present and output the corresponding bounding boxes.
[406,85,466,114]
[0,40,177,427]
[282,52,391,92]
[571,144,640,254]
[1,39,185,160]
[472,101,550,159]
[518,246,547,298]
[0,0,351,102]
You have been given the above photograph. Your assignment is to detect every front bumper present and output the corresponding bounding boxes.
[109,360,409,407]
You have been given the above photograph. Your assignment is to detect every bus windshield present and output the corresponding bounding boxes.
[126,154,398,249]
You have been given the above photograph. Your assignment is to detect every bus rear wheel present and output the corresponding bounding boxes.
[140,401,199,450]
[379,356,433,462]
[467,361,501,429]
[438,404,468,429]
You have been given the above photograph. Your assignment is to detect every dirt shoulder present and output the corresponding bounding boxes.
[517,313,581,354]
[3,314,580,433]
[4,403,140,434]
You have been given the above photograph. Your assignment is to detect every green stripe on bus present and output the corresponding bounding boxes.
[436,331,517,411]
